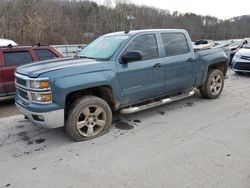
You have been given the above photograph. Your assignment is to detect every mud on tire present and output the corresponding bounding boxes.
[199,69,224,99]
[65,95,112,141]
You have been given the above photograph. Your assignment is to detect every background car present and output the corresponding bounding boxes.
[0,38,18,47]
[52,44,86,57]
[231,43,250,74]
[0,44,64,100]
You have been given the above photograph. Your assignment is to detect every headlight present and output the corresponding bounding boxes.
[30,80,50,89]
[31,92,52,103]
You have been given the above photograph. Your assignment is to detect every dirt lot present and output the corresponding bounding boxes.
[0,70,250,188]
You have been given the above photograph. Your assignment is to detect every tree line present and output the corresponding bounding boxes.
[0,0,250,45]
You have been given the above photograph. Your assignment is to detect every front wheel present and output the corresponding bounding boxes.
[199,69,224,99]
[65,96,112,141]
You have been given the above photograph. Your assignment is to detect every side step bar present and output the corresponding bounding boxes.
[120,90,195,114]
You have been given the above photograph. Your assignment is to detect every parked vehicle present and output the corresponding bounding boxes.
[52,44,86,57]
[231,42,250,74]
[193,39,216,50]
[0,38,17,47]
[15,29,229,141]
[0,45,64,100]
[215,39,248,64]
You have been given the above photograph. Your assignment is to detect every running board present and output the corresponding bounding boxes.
[120,91,195,114]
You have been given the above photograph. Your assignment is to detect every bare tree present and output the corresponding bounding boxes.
[0,0,249,44]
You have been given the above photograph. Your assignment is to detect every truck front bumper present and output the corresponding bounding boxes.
[16,103,64,129]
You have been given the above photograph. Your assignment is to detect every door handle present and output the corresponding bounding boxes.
[153,63,162,68]
[187,58,194,62]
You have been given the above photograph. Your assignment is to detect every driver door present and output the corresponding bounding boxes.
[116,33,165,105]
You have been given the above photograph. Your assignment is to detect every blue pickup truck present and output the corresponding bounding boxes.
[15,29,229,141]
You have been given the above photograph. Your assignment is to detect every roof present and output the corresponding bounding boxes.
[0,45,54,50]
[104,29,187,36]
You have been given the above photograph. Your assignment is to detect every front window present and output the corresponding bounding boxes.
[77,35,129,60]
[124,34,159,61]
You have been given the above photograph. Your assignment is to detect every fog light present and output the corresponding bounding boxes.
[32,115,44,122]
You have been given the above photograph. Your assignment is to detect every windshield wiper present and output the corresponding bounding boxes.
[78,56,95,60]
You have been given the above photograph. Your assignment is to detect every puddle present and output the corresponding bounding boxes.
[159,111,165,115]
[18,131,27,137]
[114,121,134,130]
[27,141,33,145]
[185,102,194,107]
[15,125,25,129]
[133,120,141,123]
[34,138,46,144]
[21,135,30,141]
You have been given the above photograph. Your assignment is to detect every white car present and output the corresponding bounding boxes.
[0,38,17,47]
[231,43,250,74]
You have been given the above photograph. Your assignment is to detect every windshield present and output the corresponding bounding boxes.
[77,35,129,60]
[228,40,243,47]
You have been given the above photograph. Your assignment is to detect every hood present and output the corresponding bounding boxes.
[16,57,102,78]
[238,48,250,57]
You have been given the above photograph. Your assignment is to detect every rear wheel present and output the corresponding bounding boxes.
[65,96,112,141]
[199,69,224,99]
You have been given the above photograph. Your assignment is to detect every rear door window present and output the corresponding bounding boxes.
[161,33,189,56]
[125,34,159,61]
[34,49,58,60]
[4,51,33,66]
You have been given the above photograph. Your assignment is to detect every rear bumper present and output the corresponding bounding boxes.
[16,102,64,128]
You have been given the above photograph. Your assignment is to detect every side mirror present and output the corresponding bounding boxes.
[121,51,143,64]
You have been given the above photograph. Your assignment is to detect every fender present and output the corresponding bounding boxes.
[196,52,229,86]
[52,70,120,108]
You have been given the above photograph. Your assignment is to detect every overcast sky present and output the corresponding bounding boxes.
[93,0,250,19]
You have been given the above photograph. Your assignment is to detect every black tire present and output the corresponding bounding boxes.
[199,69,224,99]
[65,95,112,141]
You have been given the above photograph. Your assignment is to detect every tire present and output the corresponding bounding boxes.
[199,69,224,99]
[65,95,112,141]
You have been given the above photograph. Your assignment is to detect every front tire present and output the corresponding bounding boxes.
[65,96,112,141]
[199,69,224,99]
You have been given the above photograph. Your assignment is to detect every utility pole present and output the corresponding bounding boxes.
[127,15,135,30]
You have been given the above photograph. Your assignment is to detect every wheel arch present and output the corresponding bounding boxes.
[65,85,116,119]
[208,61,228,76]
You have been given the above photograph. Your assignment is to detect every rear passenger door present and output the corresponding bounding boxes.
[117,33,165,105]
[2,50,34,95]
[160,33,196,93]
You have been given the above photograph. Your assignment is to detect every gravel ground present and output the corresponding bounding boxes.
[0,70,250,188]
[0,98,19,118]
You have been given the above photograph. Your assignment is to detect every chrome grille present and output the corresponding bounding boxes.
[16,77,27,87]
[234,62,250,71]
[241,56,250,61]
[18,88,29,101]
